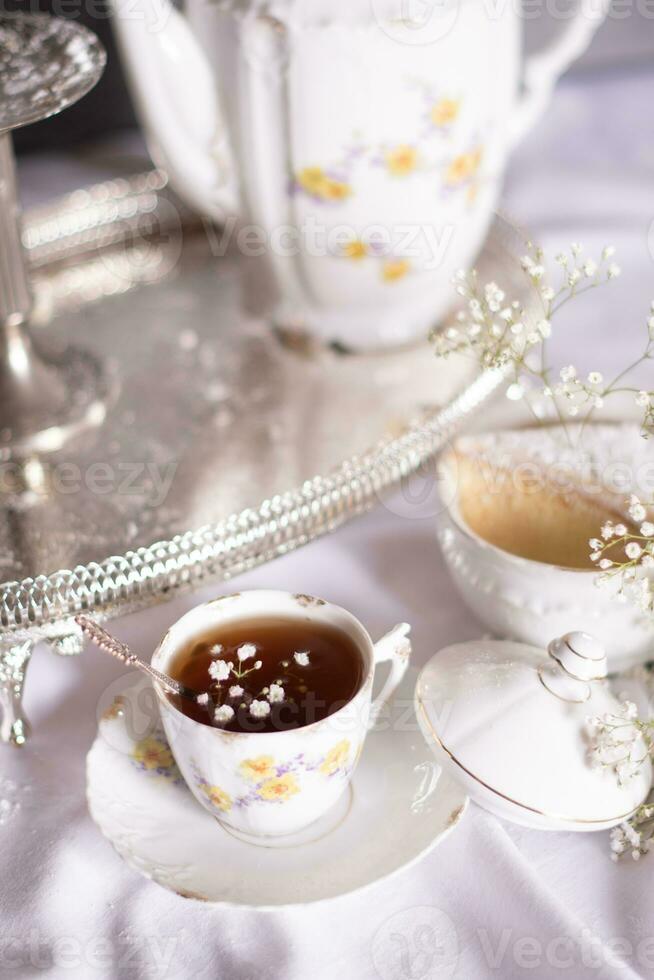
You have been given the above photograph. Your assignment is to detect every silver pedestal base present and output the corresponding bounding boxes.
[0,336,109,459]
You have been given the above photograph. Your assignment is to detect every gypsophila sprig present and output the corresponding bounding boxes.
[204,641,314,727]
[431,242,654,440]
[587,701,651,785]
[610,800,654,861]
[590,495,654,615]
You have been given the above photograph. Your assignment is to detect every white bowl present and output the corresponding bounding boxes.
[435,494,654,671]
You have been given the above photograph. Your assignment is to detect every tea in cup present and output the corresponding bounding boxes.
[152,590,411,841]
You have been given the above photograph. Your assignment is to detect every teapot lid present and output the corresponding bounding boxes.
[416,632,652,831]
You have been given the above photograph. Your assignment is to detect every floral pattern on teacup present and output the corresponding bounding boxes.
[257,773,300,802]
[201,784,233,812]
[319,739,351,776]
[189,738,354,815]
[239,755,276,783]
[130,733,183,784]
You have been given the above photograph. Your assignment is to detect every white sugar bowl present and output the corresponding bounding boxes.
[416,632,652,831]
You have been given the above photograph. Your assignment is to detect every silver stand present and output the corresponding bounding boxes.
[0,14,107,458]
[0,13,106,742]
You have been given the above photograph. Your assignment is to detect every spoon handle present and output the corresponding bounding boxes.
[75,614,196,700]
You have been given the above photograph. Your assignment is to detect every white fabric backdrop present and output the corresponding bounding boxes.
[6,49,654,980]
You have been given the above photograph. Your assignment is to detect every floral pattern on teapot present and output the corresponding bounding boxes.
[290,87,485,282]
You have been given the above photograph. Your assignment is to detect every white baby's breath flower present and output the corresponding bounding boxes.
[602,245,616,260]
[607,263,621,279]
[536,319,552,338]
[249,699,271,719]
[641,522,654,537]
[626,542,643,560]
[636,391,652,408]
[560,365,577,383]
[209,659,231,682]
[237,643,257,662]
[196,692,210,706]
[587,371,603,385]
[599,559,613,570]
[210,644,224,656]
[506,383,525,401]
[214,704,235,724]
[294,651,310,666]
[629,503,647,523]
[254,660,263,670]
[571,242,583,256]
[589,538,603,550]
[614,524,628,537]
[228,685,244,698]
[583,259,597,278]
[268,683,285,704]
[601,522,615,540]
[568,269,581,287]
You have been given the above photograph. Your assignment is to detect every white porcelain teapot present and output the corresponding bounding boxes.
[111,0,608,348]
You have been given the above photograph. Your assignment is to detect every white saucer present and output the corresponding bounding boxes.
[87,670,468,908]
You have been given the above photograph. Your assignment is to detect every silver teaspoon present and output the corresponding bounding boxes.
[75,614,209,706]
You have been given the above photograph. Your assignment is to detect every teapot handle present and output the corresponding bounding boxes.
[508,0,610,148]
[110,0,239,221]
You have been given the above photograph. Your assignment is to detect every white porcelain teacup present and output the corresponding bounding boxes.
[152,590,411,842]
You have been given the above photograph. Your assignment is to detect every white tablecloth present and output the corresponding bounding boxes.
[6,55,654,980]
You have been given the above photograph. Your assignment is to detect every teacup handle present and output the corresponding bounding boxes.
[369,624,411,723]
[509,0,610,149]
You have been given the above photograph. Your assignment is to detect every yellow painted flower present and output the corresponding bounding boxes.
[343,240,368,261]
[444,147,483,187]
[296,167,351,202]
[258,773,300,802]
[319,739,351,775]
[202,784,232,812]
[322,178,351,201]
[239,755,276,783]
[382,259,411,283]
[131,737,175,771]
[384,145,418,176]
[431,98,460,127]
[297,166,328,196]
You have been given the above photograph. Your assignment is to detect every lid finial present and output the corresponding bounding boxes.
[539,632,607,703]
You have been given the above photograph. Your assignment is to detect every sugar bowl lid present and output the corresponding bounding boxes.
[416,632,652,831]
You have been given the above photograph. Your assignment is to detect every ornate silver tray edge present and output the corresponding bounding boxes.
[1,366,502,637]
[0,170,504,746]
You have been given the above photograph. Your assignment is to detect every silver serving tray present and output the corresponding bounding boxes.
[0,172,528,744]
